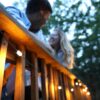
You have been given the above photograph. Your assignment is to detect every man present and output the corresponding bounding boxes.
[2,0,53,99]
[6,0,52,43]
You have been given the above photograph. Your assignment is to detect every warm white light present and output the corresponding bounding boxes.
[87,92,90,96]
[16,50,22,56]
[79,83,82,86]
[83,88,87,92]
[85,87,88,90]
[70,88,74,92]
[58,86,62,90]
[75,82,78,86]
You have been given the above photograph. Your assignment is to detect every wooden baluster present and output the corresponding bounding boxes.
[59,73,66,100]
[78,86,83,100]
[53,70,59,100]
[0,36,8,100]
[64,76,72,100]
[14,46,25,100]
[41,59,48,100]
[48,65,55,100]
[31,53,39,100]
[61,74,67,100]
[67,77,74,100]
[63,75,69,100]
[74,83,80,100]
[58,72,61,100]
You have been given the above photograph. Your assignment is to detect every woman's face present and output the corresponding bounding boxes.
[49,30,60,47]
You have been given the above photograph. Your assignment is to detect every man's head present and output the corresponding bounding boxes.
[26,0,52,32]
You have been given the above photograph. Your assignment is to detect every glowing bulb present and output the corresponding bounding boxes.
[79,83,82,86]
[16,50,22,56]
[71,88,74,92]
[85,87,88,90]
[75,82,78,86]
[58,86,62,90]
[87,92,90,96]
[83,88,87,92]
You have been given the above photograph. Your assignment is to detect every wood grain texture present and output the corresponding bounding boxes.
[41,59,48,100]
[14,46,25,100]
[31,53,39,100]
[53,70,59,100]
[0,36,8,100]
[0,4,76,80]
[48,65,55,100]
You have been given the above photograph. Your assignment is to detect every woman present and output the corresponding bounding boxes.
[49,28,74,69]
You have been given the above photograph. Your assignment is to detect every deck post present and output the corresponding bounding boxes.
[0,36,8,100]
[41,59,48,100]
[62,74,67,100]
[14,46,25,100]
[48,65,55,100]
[31,53,39,100]
[63,75,70,100]
[53,70,59,100]
[59,72,66,100]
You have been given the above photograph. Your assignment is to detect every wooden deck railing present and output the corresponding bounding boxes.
[0,4,91,100]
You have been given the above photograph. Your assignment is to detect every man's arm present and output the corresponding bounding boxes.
[6,6,31,29]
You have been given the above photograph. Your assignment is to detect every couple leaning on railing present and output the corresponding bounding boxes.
[0,0,74,99]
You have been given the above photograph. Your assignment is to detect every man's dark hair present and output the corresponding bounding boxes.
[26,0,52,14]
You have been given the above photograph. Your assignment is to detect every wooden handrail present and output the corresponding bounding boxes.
[0,3,76,79]
[0,3,91,100]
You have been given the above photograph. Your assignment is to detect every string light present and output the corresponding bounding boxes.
[8,41,33,66]
[85,87,88,90]
[79,83,82,86]
[75,82,78,86]
[58,86,62,90]
[70,88,74,92]
[8,41,22,56]
[83,88,87,92]
[87,92,90,96]
[8,38,87,94]
[16,50,22,57]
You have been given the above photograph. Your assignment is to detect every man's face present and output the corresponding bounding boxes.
[29,10,50,32]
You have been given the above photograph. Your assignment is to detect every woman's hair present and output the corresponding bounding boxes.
[26,0,52,15]
[54,28,74,69]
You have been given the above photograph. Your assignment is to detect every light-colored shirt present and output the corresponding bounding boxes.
[6,6,31,29]
[55,49,67,67]
[6,6,46,43]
